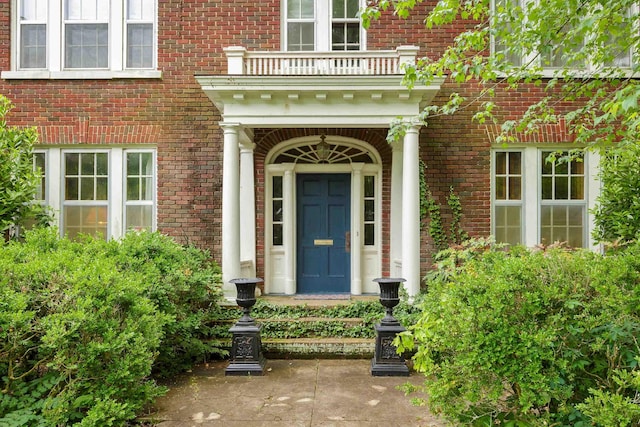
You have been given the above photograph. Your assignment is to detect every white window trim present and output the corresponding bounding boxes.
[37,147,157,240]
[281,0,367,51]
[491,146,601,250]
[3,0,161,80]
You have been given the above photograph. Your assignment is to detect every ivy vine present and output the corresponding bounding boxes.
[419,161,468,252]
[447,186,469,245]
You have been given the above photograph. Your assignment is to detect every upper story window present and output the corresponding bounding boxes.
[64,0,110,69]
[492,0,635,73]
[284,0,364,51]
[4,0,160,79]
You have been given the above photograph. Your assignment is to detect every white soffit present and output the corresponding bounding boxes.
[196,75,444,127]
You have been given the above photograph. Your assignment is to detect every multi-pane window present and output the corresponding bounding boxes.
[36,148,155,240]
[126,151,154,231]
[540,151,585,247]
[63,152,109,239]
[10,0,157,76]
[127,0,155,68]
[492,0,522,67]
[19,0,47,69]
[541,27,585,69]
[493,151,522,245]
[286,0,315,51]
[492,148,592,248]
[331,0,360,51]
[284,0,363,51]
[363,175,375,245]
[491,1,634,71]
[64,0,109,69]
[272,176,284,245]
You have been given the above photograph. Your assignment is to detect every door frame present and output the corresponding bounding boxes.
[264,136,383,295]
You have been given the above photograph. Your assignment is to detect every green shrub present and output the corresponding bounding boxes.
[0,95,42,239]
[111,231,225,377]
[594,142,640,243]
[397,241,640,426]
[0,228,224,426]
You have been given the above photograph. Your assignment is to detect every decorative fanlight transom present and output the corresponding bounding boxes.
[272,137,376,164]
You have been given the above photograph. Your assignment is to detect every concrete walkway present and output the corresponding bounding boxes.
[149,359,448,426]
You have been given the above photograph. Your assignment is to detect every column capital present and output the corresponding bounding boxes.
[220,122,241,132]
[403,119,422,134]
[387,120,422,144]
[240,141,256,152]
[390,139,404,152]
[351,162,365,172]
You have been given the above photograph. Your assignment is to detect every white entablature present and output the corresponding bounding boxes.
[196,46,444,128]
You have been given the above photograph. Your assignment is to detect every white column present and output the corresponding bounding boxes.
[389,140,403,277]
[109,147,124,239]
[239,139,256,277]
[587,150,601,250]
[523,147,538,247]
[221,122,242,298]
[47,149,62,227]
[351,164,364,295]
[401,124,421,297]
[283,166,296,295]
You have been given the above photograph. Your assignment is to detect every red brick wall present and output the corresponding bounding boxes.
[0,1,577,279]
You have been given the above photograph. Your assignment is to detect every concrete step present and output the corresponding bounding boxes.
[216,337,375,359]
[213,297,385,358]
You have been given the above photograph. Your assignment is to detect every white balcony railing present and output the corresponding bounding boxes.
[224,46,419,76]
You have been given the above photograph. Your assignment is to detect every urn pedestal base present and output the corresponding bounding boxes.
[225,278,266,376]
[370,322,410,377]
[371,277,409,377]
[225,323,266,376]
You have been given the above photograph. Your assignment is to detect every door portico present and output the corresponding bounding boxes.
[196,46,443,298]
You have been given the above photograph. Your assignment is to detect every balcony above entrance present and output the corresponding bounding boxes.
[196,46,444,128]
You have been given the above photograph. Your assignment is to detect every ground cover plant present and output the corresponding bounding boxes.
[207,295,423,341]
[397,239,640,426]
[0,228,223,426]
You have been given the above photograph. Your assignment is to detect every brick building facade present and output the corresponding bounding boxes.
[0,1,600,297]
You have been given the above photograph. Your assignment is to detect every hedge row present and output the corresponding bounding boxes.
[399,239,640,426]
[0,228,224,426]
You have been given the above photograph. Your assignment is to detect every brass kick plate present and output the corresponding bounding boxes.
[314,239,334,246]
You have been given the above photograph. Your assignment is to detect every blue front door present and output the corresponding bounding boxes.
[296,174,351,294]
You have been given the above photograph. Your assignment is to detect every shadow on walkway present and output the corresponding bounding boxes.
[147,359,449,426]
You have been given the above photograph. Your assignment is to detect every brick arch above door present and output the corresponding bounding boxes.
[265,135,383,165]
[252,128,391,162]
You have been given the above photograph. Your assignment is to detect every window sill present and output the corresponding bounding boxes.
[1,70,163,80]
[495,68,638,80]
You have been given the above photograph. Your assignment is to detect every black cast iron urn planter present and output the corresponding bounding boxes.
[371,277,410,376]
[225,278,267,376]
